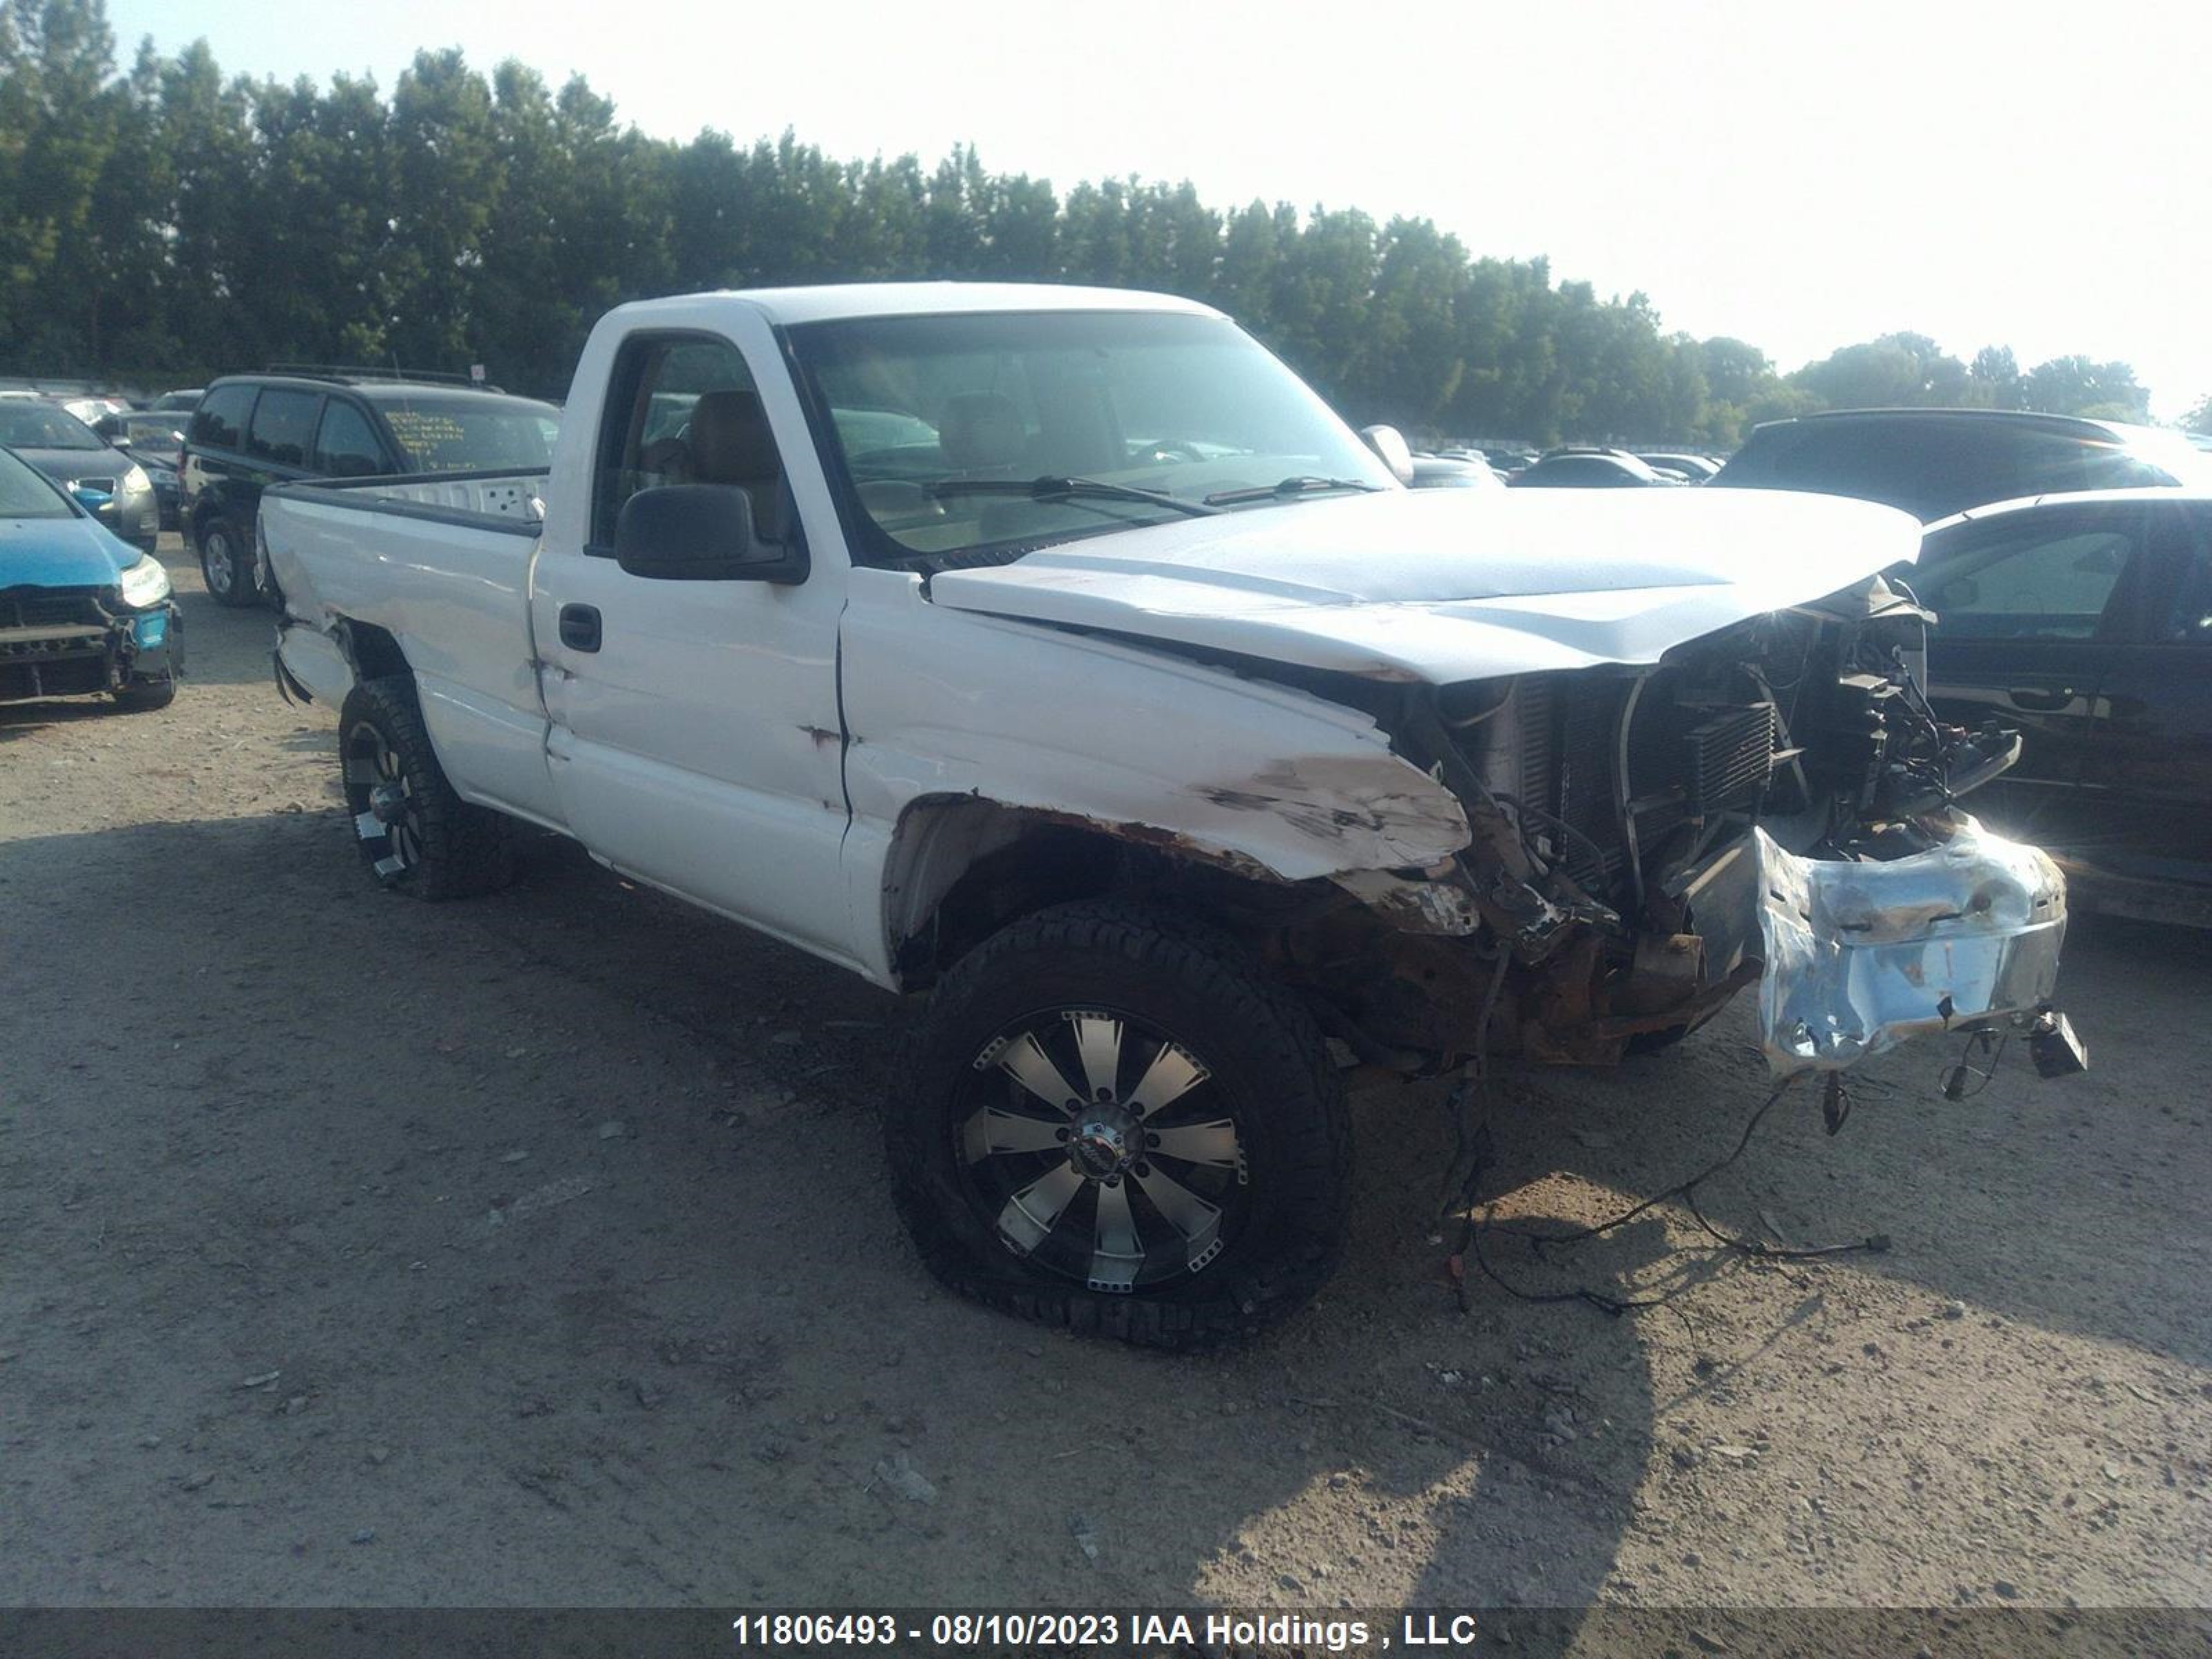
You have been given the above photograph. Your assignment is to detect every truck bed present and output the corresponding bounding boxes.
[263,467,560,826]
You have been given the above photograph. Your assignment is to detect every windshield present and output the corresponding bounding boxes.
[374,395,561,474]
[786,309,1394,564]
[0,447,75,517]
[0,402,104,451]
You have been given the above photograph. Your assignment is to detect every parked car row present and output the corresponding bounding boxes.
[1512,447,1687,489]
[0,397,160,551]
[7,351,2207,929]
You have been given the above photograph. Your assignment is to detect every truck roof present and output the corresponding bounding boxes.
[613,282,1224,328]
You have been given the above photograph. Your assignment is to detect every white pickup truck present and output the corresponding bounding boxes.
[263,283,2076,1347]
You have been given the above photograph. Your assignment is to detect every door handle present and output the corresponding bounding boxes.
[2006,686,2074,713]
[559,603,601,653]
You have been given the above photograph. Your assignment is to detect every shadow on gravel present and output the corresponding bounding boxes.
[3,805,2207,1609]
[0,700,153,741]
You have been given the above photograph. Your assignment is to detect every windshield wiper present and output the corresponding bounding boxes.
[1203,476,1383,506]
[926,476,1223,517]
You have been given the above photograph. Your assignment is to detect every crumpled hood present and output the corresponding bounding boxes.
[927,487,1924,682]
[0,514,136,590]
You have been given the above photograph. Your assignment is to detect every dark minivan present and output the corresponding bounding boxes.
[181,371,560,606]
[1709,408,2207,523]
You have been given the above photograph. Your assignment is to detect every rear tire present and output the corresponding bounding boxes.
[198,519,256,608]
[885,900,1351,1349]
[337,675,517,900]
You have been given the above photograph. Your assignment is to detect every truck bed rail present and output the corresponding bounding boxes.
[263,468,548,536]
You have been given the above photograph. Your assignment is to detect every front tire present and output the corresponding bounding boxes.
[114,675,177,712]
[337,676,517,900]
[885,901,1351,1349]
[198,519,255,608]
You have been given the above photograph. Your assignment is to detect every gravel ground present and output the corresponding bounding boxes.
[2,536,2208,1627]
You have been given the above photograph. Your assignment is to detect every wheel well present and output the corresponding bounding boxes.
[885,800,1470,1068]
[889,807,1125,988]
[885,797,1341,990]
[337,619,409,681]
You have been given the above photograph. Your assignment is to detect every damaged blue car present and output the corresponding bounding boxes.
[1,444,183,711]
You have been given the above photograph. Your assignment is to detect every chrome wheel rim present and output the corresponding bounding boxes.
[343,720,423,877]
[203,529,234,597]
[954,1008,1250,1293]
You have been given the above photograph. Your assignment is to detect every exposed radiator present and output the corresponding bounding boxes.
[1683,704,1777,814]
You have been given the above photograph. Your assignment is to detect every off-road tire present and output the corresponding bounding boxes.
[885,900,1351,1349]
[337,675,516,901]
[198,519,256,609]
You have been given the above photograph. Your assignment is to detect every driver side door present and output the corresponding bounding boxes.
[532,326,860,968]
[1918,501,2153,854]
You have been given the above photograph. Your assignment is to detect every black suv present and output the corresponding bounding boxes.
[180,369,560,606]
[1708,408,2208,523]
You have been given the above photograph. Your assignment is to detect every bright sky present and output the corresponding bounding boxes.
[109,0,2212,418]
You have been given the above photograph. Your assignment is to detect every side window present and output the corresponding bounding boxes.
[591,335,785,553]
[245,389,324,468]
[1922,519,2137,642]
[189,385,256,452]
[2153,510,2212,645]
[313,400,386,478]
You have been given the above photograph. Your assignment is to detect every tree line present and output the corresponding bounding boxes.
[1,0,2194,445]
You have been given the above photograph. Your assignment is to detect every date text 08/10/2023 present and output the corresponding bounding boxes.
[729,1611,1490,1651]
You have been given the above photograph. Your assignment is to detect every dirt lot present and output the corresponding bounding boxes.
[3,537,2209,1625]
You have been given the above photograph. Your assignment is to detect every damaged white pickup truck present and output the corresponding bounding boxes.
[263,284,2078,1347]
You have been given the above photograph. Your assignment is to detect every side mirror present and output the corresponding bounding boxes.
[615,485,808,584]
[93,415,122,440]
[1358,424,1416,485]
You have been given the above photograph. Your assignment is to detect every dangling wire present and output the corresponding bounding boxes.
[1452,1072,1891,1318]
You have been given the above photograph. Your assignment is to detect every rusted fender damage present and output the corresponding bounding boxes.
[1190,755,1476,882]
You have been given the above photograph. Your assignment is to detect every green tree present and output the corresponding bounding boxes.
[1360,217,1465,428]
[1968,344,2022,410]
[0,0,120,367]
[1793,332,1969,409]
[2020,355,2150,421]
[385,48,498,367]
[0,25,2175,446]
[149,39,254,374]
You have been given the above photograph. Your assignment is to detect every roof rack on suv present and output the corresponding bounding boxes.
[264,364,494,391]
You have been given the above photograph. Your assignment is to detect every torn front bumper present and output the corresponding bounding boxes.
[1755,818,2068,1076]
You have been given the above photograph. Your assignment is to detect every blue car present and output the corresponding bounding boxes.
[1,444,183,711]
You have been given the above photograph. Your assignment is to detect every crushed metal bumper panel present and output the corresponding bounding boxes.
[1756,818,2068,1077]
